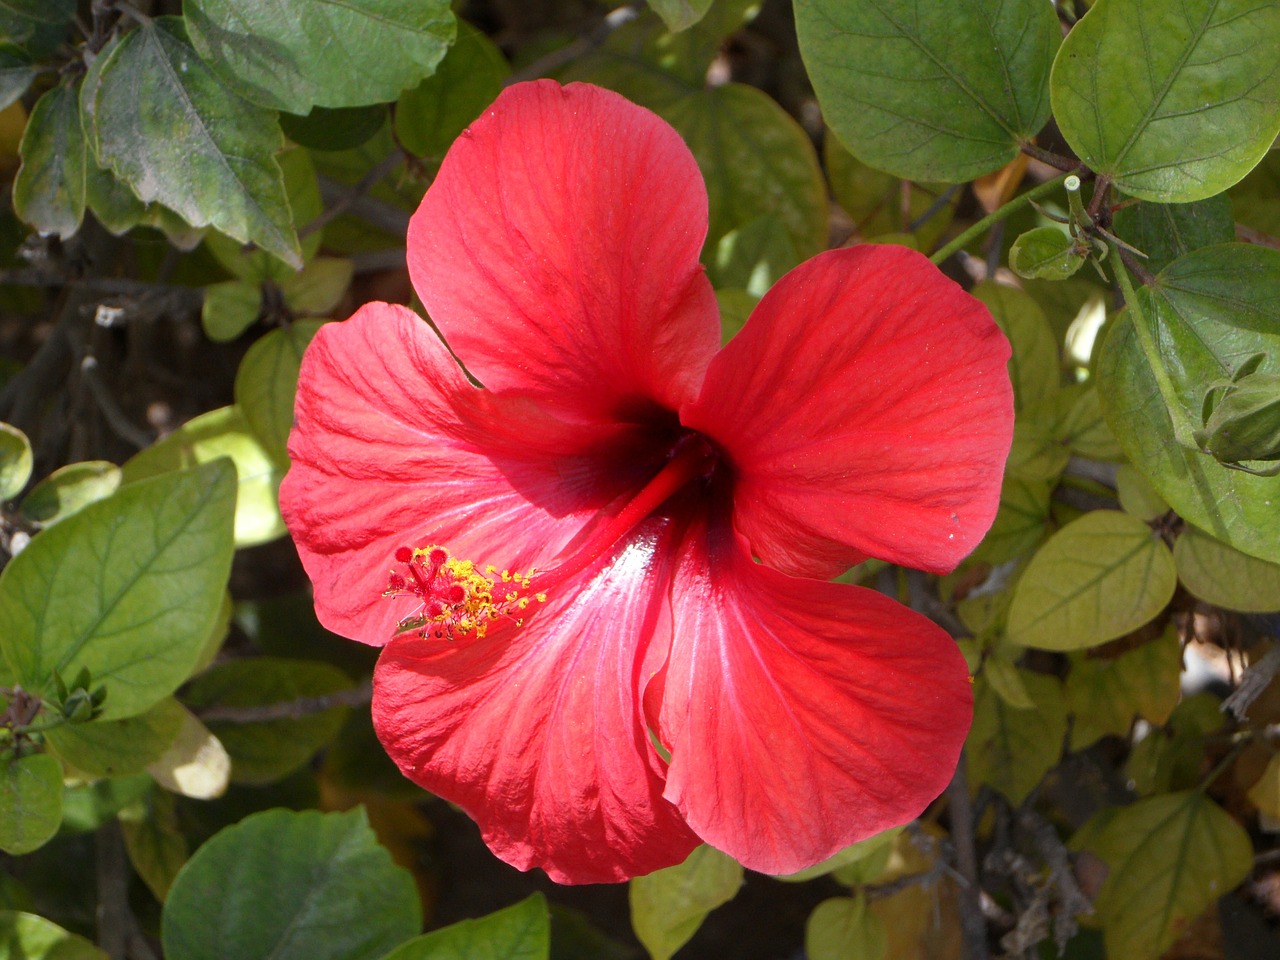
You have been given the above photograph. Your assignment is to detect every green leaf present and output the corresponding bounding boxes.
[0,421,32,500]
[20,460,121,526]
[983,651,1035,710]
[967,671,1066,804]
[1051,0,1280,202]
[805,894,886,960]
[1174,523,1280,613]
[88,17,302,268]
[0,755,62,855]
[201,280,262,343]
[381,893,550,960]
[0,45,35,112]
[1006,510,1177,651]
[1126,694,1224,796]
[823,137,957,249]
[972,282,1059,413]
[12,82,84,237]
[1066,625,1182,750]
[279,104,386,151]
[0,911,106,960]
[205,147,321,279]
[972,474,1052,565]
[122,405,286,548]
[1009,226,1086,281]
[630,845,742,960]
[1005,419,1070,484]
[715,288,757,345]
[0,462,235,720]
[59,774,152,834]
[1071,792,1252,960]
[1097,243,1280,563]
[184,0,455,114]
[1057,386,1125,462]
[1113,195,1235,275]
[279,258,353,316]
[777,828,901,884]
[0,0,73,54]
[661,84,826,262]
[120,789,188,903]
[45,697,185,779]
[648,0,714,33]
[162,808,421,960]
[395,19,507,160]
[235,321,323,466]
[708,214,802,295]
[180,657,352,785]
[796,0,1058,181]
[1116,464,1170,522]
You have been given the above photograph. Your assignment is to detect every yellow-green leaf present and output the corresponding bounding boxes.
[806,893,886,960]
[1007,511,1176,651]
[1174,524,1280,613]
[1067,626,1182,750]
[630,845,742,960]
[967,671,1066,804]
[1072,792,1252,960]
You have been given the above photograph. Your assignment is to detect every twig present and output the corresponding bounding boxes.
[929,171,1076,265]
[300,151,404,240]
[96,821,130,960]
[908,184,962,233]
[1236,222,1280,250]
[1018,141,1079,172]
[1020,808,1093,952]
[316,178,411,237]
[1222,644,1280,722]
[948,754,991,960]
[195,679,372,724]
[80,356,153,449]
[505,4,642,84]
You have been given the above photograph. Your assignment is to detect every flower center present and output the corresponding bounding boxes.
[383,545,545,640]
[381,434,716,641]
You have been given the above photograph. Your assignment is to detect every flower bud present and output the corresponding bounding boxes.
[1195,368,1280,476]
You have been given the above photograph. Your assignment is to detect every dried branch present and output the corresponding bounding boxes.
[1223,643,1280,722]
[301,151,405,240]
[948,754,991,960]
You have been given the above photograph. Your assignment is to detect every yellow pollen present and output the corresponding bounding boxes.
[383,544,547,641]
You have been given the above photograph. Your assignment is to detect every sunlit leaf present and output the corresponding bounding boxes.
[0,911,106,960]
[20,461,120,526]
[381,893,549,960]
[146,707,230,800]
[1051,0,1280,201]
[630,845,742,960]
[649,0,714,33]
[1116,464,1169,522]
[279,258,353,316]
[1072,792,1252,960]
[0,462,235,720]
[778,827,901,884]
[797,0,1058,181]
[162,808,421,960]
[1006,511,1176,651]
[123,405,286,548]
[0,421,32,500]
[201,280,262,343]
[1009,227,1086,281]
[184,0,455,114]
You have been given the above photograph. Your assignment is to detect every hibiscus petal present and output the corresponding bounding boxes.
[655,515,972,876]
[281,302,660,646]
[373,518,700,884]
[407,80,720,422]
[682,245,1014,577]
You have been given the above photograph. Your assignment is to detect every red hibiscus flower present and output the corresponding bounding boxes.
[281,80,1014,884]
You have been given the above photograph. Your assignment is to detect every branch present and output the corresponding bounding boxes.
[301,151,404,240]
[505,5,642,84]
[194,679,372,724]
[948,754,991,960]
[315,178,411,237]
[1222,643,1280,722]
